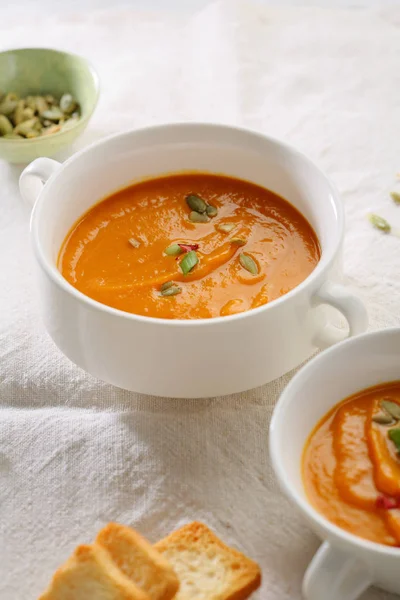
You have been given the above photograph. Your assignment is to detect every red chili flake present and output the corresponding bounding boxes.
[178,243,199,253]
[376,495,398,510]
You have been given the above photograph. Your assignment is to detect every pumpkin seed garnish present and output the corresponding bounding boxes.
[128,238,140,248]
[372,413,395,425]
[160,281,175,292]
[189,211,209,224]
[230,237,246,246]
[239,253,258,275]
[390,191,400,205]
[381,400,400,420]
[180,250,199,275]
[206,204,218,218]
[388,428,400,453]
[165,243,184,256]
[368,213,391,233]
[161,285,182,297]
[216,223,236,234]
[186,194,207,214]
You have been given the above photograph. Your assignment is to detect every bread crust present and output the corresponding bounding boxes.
[38,544,151,600]
[97,523,179,600]
[155,522,261,600]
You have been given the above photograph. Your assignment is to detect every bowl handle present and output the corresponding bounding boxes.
[312,281,368,349]
[19,157,62,208]
[303,542,372,600]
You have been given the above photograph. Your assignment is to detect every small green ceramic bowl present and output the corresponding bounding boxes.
[0,48,99,164]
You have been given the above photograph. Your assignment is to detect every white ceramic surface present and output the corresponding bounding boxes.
[270,327,400,600]
[19,123,368,397]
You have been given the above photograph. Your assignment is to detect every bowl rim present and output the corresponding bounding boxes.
[269,326,400,557]
[31,121,344,326]
[0,46,100,144]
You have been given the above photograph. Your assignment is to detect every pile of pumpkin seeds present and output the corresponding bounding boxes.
[0,91,80,139]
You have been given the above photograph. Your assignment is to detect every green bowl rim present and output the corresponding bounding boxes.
[0,46,100,144]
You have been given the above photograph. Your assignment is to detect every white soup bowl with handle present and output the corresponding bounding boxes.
[19,123,367,398]
[270,327,400,600]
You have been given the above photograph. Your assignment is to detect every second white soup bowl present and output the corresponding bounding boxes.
[19,123,367,397]
[270,328,400,599]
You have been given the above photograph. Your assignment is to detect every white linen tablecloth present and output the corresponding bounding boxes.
[1,2,400,598]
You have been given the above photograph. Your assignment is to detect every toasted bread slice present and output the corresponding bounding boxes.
[96,523,179,600]
[38,544,151,600]
[154,522,261,600]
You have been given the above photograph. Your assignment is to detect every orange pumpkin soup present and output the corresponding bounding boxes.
[59,173,320,319]
[303,382,400,546]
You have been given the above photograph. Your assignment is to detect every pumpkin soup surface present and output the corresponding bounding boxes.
[59,173,320,319]
[303,382,400,547]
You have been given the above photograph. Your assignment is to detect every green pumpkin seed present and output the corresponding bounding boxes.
[189,211,209,224]
[0,98,18,116]
[239,253,258,275]
[160,281,175,292]
[381,400,400,420]
[216,223,235,234]
[3,133,22,139]
[180,250,199,275]
[390,191,400,205]
[165,243,184,256]
[206,204,218,218]
[14,118,39,136]
[0,115,14,136]
[161,285,182,297]
[25,96,37,110]
[60,93,77,114]
[35,96,49,115]
[42,107,64,121]
[230,237,246,246]
[368,213,391,233]
[186,194,207,214]
[128,238,140,248]
[22,107,35,121]
[388,428,400,452]
[372,413,395,425]
[33,119,43,131]
[12,100,25,125]
[0,93,19,116]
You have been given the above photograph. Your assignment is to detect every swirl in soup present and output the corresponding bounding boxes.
[59,173,320,319]
[303,382,400,546]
